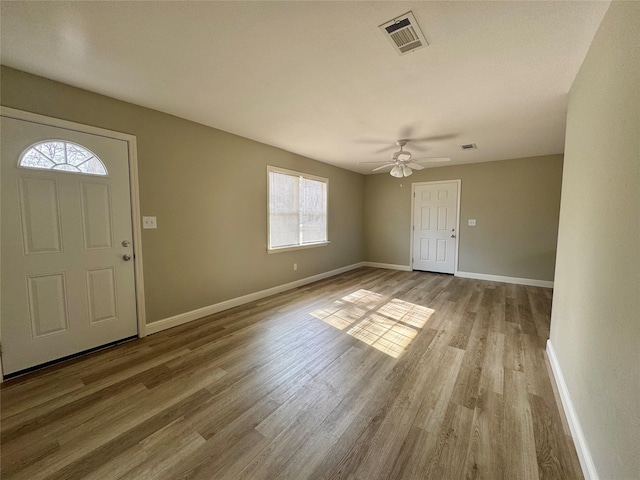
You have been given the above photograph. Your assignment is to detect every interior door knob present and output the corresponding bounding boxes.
[122,254,132,261]
[451,234,456,238]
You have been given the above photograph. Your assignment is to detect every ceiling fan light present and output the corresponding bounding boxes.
[390,165,403,178]
[402,165,413,177]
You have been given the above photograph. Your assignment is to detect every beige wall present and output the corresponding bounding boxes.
[364,155,563,281]
[1,66,364,323]
[549,2,640,479]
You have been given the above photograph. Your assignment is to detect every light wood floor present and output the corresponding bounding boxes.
[1,267,583,480]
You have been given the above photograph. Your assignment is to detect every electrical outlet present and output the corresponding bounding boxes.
[142,216,157,229]
[468,219,477,227]
[293,263,297,271]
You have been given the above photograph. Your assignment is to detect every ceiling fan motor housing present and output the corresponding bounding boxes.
[393,150,412,161]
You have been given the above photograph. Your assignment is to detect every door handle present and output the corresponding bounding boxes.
[122,254,132,261]
[451,234,456,238]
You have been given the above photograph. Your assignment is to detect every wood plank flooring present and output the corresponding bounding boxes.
[1,267,583,479]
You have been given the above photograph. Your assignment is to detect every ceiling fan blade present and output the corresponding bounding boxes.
[358,160,393,164]
[406,143,427,152]
[372,164,394,172]
[374,145,396,154]
[406,162,425,170]
[398,125,415,140]
[413,157,451,163]
[410,134,458,143]
[353,138,392,145]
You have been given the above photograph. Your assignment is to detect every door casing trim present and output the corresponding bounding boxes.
[0,106,147,379]
[409,179,462,274]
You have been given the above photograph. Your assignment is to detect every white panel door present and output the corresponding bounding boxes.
[1,116,137,375]
[412,182,459,274]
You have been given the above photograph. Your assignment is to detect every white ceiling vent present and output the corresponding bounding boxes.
[379,12,428,56]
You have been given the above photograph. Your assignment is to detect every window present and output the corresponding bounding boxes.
[268,166,328,252]
[19,140,108,176]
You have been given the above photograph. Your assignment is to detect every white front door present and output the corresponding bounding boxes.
[1,116,138,375]
[412,181,459,274]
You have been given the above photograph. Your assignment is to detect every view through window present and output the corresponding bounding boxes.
[19,141,108,176]
[268,166,327,251]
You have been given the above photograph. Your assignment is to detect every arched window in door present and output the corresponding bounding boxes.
[19,140,108,176]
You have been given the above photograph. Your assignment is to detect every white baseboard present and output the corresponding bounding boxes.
[361,262,412,271]
[455,271,554,288]
[546,340,599,480]
[146,262,365,335]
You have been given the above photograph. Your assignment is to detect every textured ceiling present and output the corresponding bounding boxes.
[0,1,610,173]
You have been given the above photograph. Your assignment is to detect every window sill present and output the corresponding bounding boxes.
[267,242,329,254]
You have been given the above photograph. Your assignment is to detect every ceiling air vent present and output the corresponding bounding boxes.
[461,143,477,150]
[379,12,428,56]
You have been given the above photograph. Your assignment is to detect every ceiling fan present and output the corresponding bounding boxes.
[360,140,450,177]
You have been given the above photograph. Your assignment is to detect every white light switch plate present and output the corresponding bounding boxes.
[468,219,477,226]
[142,216,157,229]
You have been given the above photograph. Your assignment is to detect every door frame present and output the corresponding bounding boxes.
[409,179,462,274]
[0,107,147,380]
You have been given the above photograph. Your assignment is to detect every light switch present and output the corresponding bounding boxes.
[468,219,477,226]
[143,216,157,229]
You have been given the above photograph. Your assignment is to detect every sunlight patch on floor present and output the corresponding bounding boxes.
[377,299,434,329]
[310,289,435,358]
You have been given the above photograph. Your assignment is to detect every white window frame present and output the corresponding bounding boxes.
[267,165,329,254]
